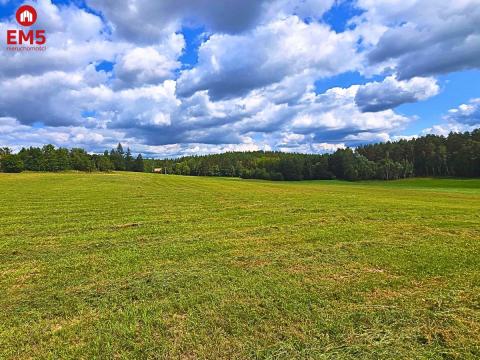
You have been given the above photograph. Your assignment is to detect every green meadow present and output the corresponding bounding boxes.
[0,173,479,359]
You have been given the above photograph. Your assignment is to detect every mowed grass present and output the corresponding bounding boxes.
[0,173,479,359]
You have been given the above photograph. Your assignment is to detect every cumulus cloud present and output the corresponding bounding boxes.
[86,0,335,41]
[177,16,359,100]
[0,115,268,158]
[419,98,480,136]
[444,98,480,126]
[114,34,185,88]
[0,117,127,153]
[356,0,480,78]
[355,76,439,112]
[0,67,106,126]
[0,65,181,129]
[0,0,125,79]
[289,85,411,142]
[0,0,185,84]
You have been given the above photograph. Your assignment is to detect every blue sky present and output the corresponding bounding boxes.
[1,0,479,157]
[397,70,480,134]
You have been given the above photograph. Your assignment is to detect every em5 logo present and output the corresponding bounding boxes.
[6,5,47,50]
[16,5,37,26]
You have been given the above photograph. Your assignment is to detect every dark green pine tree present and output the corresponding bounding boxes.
[110,143,126,171]
[125,148,134,171]
[133,154,145,172]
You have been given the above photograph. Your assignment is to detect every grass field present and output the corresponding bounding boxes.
[0,173,479,359]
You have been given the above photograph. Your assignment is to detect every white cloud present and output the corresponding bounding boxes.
[0,67,104,126]
[86,0,335,41]
[0,117,127,153]
[0,0,125,79]
[289,85,411,140]
[114,34,185,87]
[355,76,439,112]
[420,98,480,136]
[355,0,480,78]
[444,98,480,125]
[177,16,359,99]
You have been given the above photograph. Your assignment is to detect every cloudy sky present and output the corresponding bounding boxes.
[1,0,479,157]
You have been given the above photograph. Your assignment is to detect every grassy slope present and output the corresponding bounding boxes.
[0,173,479,359]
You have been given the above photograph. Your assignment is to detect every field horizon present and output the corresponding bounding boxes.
[1,173,479,359]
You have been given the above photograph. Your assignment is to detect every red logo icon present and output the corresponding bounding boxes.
[6,4,46,50]
[16,5,37,27]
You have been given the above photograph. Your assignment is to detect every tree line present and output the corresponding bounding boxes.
[0,143,144,173]
[150,129,480,181]
[0,129,479,180]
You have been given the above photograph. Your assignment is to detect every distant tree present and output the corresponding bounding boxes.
[70,148,94,172]
[110,143,126,171]
[174,161,190,175]
[354,155,377,180]
[2,128,480,179]
[0,147,11,158]
[95,154,114,172]
[376,159,395,180]
[143,158,156,173]
[279,158,304,181]
[18,147,44,171]
[221,165,236,177]
[240,168,253,179]
[116,143,124,155]
[400,160,415,179]
[125,148,134,171]
[42,145,58,171]
[1,154,24,173]
[133,154,145,172]
[312,157,335,180]
[56,148,71,171]
[0,148,13,172]
[208,165,221,177]
[252,167,270,180]
[329,149,356,180]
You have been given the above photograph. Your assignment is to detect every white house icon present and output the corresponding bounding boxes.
[20,10,33,23]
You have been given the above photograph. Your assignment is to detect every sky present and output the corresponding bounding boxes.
[0,0,479,158]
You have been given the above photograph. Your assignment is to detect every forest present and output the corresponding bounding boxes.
[0,144,144,174]
[0,129,479,181]
[149,129,480,181]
